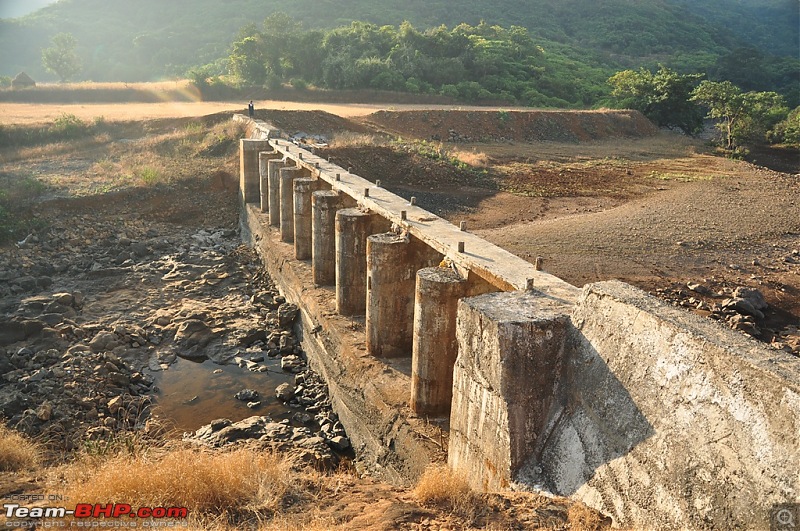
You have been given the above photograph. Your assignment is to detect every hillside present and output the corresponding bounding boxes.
[0,0,797,103]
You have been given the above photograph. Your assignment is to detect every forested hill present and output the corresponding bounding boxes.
[0,0,797,97]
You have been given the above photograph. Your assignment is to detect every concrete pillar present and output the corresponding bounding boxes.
[335,208,389,316]
[448,291,571,491]
[312,191,340,285]
[259,151,280,213]
[366,234,441,358]
[267,159,288,226]
[279,166,303,243]
[293,177,318,260]
[239,139,270,204]
[411,267,467,416]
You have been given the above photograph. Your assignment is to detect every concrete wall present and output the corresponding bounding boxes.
[451,280,800,529]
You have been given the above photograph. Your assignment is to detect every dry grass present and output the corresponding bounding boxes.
[329,131,391,148]
[567,501,612,530]
[413,464,487,518]
[0,424,41,471]
[53,447,303,515]
[452,148,490,167]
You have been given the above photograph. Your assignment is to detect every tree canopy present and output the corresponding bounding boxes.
[41,32,81,82]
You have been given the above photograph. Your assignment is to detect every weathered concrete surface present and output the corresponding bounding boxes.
[267,159,288,227]
[293,177,318,260]
[534,281,799,530]
[335,209,389,316]
[448,290,573,491]
[241,203,443,485]
[279,166,303,243]
[366,233,442,358]
[311,190,341,285]
[239,139,270,204]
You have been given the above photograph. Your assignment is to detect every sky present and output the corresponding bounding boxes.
[0,0,58,19]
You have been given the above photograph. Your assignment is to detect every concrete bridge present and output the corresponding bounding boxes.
[237,114,800,530]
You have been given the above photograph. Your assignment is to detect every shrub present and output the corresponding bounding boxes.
[290,78,308,91]
[50,113,90,139]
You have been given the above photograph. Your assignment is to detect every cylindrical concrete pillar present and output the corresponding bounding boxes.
[267,159,288,226]
[335,208,378,316]
[312,191,340,286]
[239,139,271,204]
[411,267,467,416]
[280,167,302,243]
[366,234,442,358]
[293,177,317,260]
[258,152,280,213]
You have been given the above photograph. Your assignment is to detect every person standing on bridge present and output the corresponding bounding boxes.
[248,100,255,118]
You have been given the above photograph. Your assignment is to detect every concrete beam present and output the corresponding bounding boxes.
[239,139,271,204]
[366,233,442,358]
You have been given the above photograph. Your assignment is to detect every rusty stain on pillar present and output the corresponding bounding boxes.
[279,166,303,243]
[267,159,288,227]
[293,177,318,260]
[335,209,390,316]
[366,234,442,358]
[411,267,467,416]
[312,191,340,285]
[239,139,271,204]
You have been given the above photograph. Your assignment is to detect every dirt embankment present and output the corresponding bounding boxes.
[362,109,659,143]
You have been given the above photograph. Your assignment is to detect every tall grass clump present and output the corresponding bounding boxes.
[413,464,486,518]
[0,423,42,471]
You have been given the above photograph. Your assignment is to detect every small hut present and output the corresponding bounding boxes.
[11,72,36,90]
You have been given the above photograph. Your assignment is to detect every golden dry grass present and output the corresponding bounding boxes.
[413,464,487,518]
[53,447,301,514]
[0,424,41,471]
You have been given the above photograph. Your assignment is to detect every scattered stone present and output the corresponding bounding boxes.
[280,355,304,372]
[276,383,295,402]
[234,389,259,401]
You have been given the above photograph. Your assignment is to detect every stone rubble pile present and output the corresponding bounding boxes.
[656,282,799,355]
[186,369,351,469]
[0,211,347,466]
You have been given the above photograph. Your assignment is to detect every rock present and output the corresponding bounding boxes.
[733,287,768,311]
[277,303,299,329]
[107,396,123,414]
[280,355,304,372]
[52,293,75,307]
[234,389,259,401]
[36,402,53,421]
[88,331,120,353]
[723,298,765,320]
[275,383,295,402]
[247,401,261,409]
[686,282,710,295]
[327,435,351,452]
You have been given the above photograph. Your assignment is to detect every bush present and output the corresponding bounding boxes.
[290,78,308,91]
[768,106,800,145]
[50,113,90,139]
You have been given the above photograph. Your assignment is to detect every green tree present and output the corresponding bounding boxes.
[690,80,787,149]
[608,66,704,134]
[228,36,266,85]
[768,106,800,145]
[41,32,82,82]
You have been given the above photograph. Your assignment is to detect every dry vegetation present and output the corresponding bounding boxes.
[0,423,41,472]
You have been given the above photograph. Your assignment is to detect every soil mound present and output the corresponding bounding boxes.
[256,110,371,137]
[363,109,659,143]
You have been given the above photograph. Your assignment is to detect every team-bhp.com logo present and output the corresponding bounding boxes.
[4,503,188,527]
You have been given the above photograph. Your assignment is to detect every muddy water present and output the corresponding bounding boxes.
[149,357,296,433]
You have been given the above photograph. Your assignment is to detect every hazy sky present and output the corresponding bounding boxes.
[0,0,58,19]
